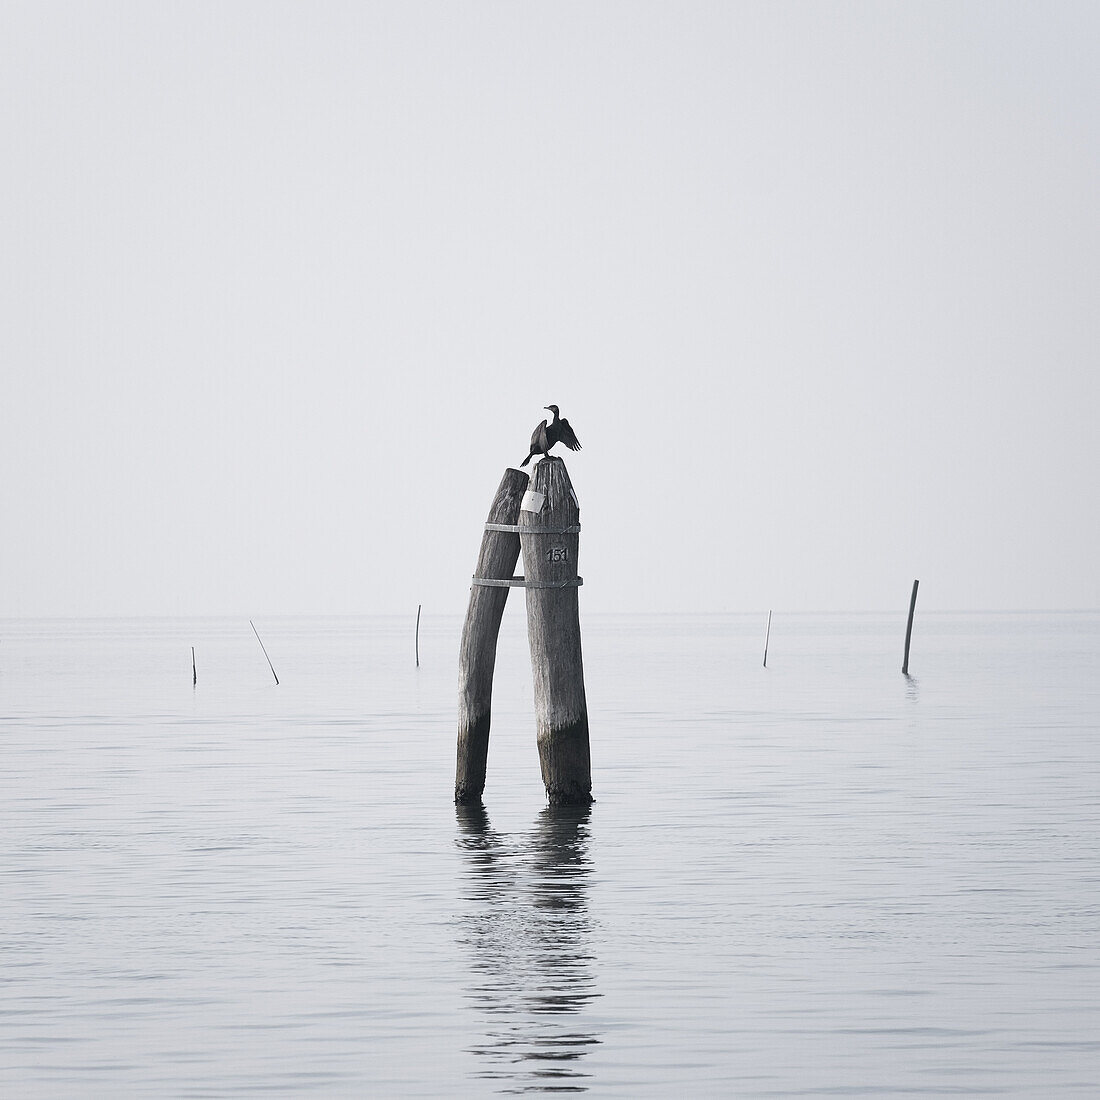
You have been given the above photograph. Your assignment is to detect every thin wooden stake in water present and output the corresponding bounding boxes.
[250,620,279,685]
[192,646,197,686]
[763,610,772,668]
[416,604,421,668]
[902,579,919,675]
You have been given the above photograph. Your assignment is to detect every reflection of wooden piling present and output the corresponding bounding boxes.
[902,579,919,675]
[455,468,530,804]
[520,457,592,806]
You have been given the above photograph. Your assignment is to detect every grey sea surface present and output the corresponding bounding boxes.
[1,611,1098,1096]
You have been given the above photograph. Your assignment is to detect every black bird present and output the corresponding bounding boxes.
[521,405,582,467]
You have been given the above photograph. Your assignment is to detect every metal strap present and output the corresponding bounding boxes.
[471,576,584,589]
[483,523,581,534]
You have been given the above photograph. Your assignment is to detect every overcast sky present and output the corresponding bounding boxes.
[2,1,1097,617]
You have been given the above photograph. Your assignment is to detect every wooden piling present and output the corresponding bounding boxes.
[455,467,530,804]
[520,456,592,806]
[902,579,919,675]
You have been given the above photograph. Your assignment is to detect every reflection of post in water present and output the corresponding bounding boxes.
[455,803,600,1093]
[454,801,517,903]
[528,806,597,1015]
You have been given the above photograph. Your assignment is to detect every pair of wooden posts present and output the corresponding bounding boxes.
[455,456,592,806]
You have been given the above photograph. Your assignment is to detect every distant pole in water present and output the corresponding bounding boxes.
[902,580,919,675]
[415,604,422,668]
[763,610,772,668]
[250,620,279,685]
[192,646,197,686]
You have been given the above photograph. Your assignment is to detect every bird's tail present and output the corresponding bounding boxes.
[520,452,533,467]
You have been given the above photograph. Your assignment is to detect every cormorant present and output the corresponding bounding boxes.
[520,405,582,467]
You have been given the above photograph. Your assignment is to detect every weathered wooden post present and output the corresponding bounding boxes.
[519,456,592,805]
[455,468,530,804]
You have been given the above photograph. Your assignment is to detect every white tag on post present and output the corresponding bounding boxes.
[520,490,545,514]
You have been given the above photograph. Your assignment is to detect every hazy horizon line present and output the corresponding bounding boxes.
[2,607,1097,623]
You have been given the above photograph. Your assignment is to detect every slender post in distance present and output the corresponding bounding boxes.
[192,646,197,686]
[250,619,279,685]
[902,580,919,676]
[416,604,421,668]
[763,610,772,668]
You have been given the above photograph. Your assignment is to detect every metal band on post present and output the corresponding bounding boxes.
[483,523,581,534]
[471,576,583,589]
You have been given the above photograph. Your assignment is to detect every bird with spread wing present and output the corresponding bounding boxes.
[521,405,582,467]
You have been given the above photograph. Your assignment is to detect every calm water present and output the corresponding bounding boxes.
[1,611,1098,1096]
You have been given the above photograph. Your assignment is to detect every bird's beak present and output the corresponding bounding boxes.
[544,406,552,411]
